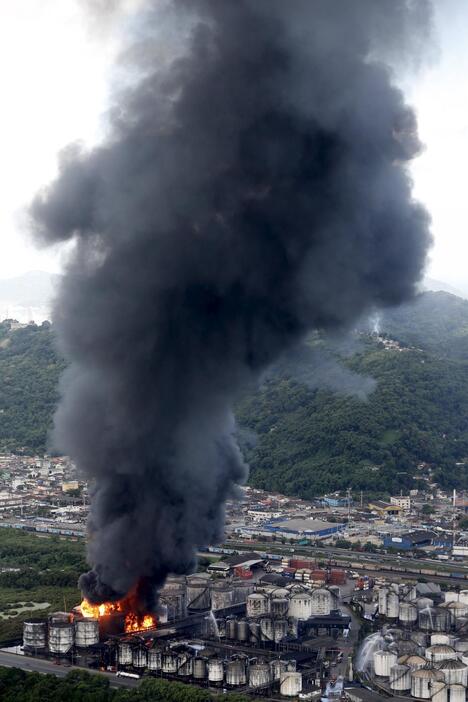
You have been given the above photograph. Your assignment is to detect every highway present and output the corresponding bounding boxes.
[0,650,139,689]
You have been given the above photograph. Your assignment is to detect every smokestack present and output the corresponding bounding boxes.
[30,0,432,608]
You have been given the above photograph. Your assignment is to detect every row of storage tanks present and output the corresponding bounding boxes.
[23,614,99,655]
[379,585,468,632]
[160,575,339,621]
[118,642,302,697]
[246,586,339,621]
[214,615,292,644]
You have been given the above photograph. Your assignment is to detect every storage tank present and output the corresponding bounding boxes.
[236,619,249,642]
[23,619,47,651]
[186,576,211,611]
[160,578,187,620]
[74,618,99,648]
[448,602,468,622]
[288,592,312,620]
[412,632,429,648]
[132,644,147,669]
[419,608,438,632]
[207,658,224,684]
[431,635,452,646]
[399,603,418,626]
[379,588,388,616]
[434,608,452,632]
[216,618,226,638]
[193,657,208,680]
[226,618,238,640]
[454,638,468,654]
[374,650,398,677]
[387,591,400,619]
[389,664,411,691]
[177,651,193,677]
[404,655,427,671]
[398,640,420,656]
[211,582,234,611]
[260,617,274,642]
[425,645,457,665]
[311,588,332,616]
[249,621,261,644]
[247,592,270,618]
[118,641,133,666]
[249,661,271,688]
[147,648,162,672]
[410,668,445,699]
[449,684,467,702]
[431,680,448,702]
[274,620,289,643]
[226,658,247,686]
[271,659,288,681]
[233,580,255,604]
[280,671,302,697]
[456,617,468,633]
[271,597,289,617]
[436,659,468,686]
[288,618,299,639]
[48,621,74,655]
[162,649,179,674]
[444,592,460,604]
[417,597,435,610]
[459,591,468,605]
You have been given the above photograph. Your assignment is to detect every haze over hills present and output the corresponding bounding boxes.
[0,270,56,323]
[1,290,468,499]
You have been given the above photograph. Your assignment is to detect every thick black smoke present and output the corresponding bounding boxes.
[31,0,432,608]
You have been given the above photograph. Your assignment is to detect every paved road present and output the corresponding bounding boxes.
[0,650,139,689]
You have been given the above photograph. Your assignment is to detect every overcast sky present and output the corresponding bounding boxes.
[0,1,467,292]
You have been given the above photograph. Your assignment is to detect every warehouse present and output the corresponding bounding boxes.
[265,518,345,540]
[383,530,436,551]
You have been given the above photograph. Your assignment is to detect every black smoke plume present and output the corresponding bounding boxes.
[31,0,432,608]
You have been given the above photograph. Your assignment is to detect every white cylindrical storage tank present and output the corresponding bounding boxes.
[399,603,418,626]
[434,608,452,632]
[449,684,467,702]
[436,659,468,686]
[193,657,207,680]
[260,617,274,643]
[390,664,411,691]
[374,650,398,677]
[274,620,289,643]
[311,588,332,616]
[455,639,468,654]
[147,648,162,672]
[177,651,193,677]
[280,671,302,697]
[247,593,270,618]
[288,592,312,620]
[249,662,271,688]
[448,602,468,623]
[207,658,224,684]
[431,680,448,702]
[387,592,400,619]
[23,619,47,651]
[411,669,445,699]
[271,598,289,617]
[417,598,435,610]
[48,622,74,655]
[271,659,288,681]
[74,618,99,648]
[118,641,133,666]
[445,592,460,604]
[211,582,234,611]
[232,579,255,604]
[431,635,451,646]
[459,591,468,605]
[225,659,247,687]
[426,645,457,665]
[379,588,388,616]
[404,655,427,671]
[132,645,147,669]
[162,650,179,674]
[419,608,438,632]
[186,576,211,610]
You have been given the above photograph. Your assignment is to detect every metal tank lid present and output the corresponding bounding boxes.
[411,668,445,679]
[436,659,467,670]
[427,645,456,653]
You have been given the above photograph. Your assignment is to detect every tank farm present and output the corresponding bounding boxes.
[358,583,468,701]
[20,570,352,697]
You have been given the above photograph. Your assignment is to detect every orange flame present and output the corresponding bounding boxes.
[79,598,156,632]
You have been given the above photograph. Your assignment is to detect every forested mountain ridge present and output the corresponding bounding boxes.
[1,291,468,498]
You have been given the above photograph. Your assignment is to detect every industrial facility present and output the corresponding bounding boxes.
[19,571,351,697]
[358,582,468,701]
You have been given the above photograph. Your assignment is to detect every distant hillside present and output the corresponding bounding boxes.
[378,291,468,359]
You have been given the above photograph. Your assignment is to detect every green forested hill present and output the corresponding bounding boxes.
[2,290,468,498]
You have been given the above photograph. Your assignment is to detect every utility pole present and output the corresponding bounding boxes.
[453,489,457,553]
[347,487,352,522]
[360,491,363,509]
